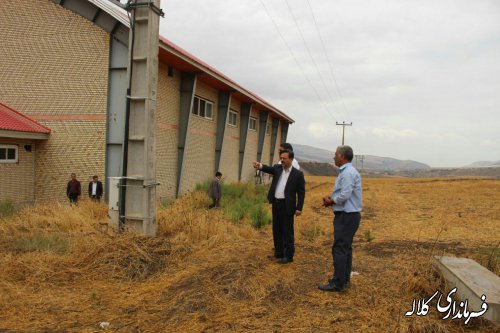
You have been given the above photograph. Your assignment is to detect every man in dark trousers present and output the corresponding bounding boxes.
[88,175,104,202]
[318,145,362,292]
[67,173,81,204]
[208,171,222,208]
[253,150,305,264]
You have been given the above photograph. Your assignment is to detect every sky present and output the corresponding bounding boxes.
[156,0,500,167]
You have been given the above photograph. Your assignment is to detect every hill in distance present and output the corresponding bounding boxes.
[291,143,500,178]
[464,160,500,167]
[291,143,431,172]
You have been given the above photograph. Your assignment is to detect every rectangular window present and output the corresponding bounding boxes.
[192,96,213,120]
[248,117,257,131]
[0,144,18,163]
[205,101,213,119]
[227,110,238,127]
[266,122,271,135]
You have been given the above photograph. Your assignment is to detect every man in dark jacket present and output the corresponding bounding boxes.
[208,172,222,208]
[67,173,81,204]
[253,150,305,264]
[88,175,104,202]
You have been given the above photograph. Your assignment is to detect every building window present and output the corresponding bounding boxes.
[192,96,213,120]
[0,144,18,163]
[248,117,257,131]
[227,110,238,127]
[265,122,271,135]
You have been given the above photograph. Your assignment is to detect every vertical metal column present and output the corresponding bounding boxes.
[281,122,289,144]
[105,36,128,202]
[176,72,197,197]
[269,118,280,164]
[257,111,269,162]
[123,0,161,236]
[238,102,251,181]
[215,91,231,174]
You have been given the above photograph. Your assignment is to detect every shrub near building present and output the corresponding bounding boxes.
[196,181,271,228]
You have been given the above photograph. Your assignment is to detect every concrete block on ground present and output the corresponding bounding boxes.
[434,256,500,324]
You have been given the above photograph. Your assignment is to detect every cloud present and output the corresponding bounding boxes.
[160,0,500,167]
[479,139,498,147]
[307,122,330,139]
[372,128,418,139]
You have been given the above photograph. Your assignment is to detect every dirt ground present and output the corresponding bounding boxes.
[0,177,498,332]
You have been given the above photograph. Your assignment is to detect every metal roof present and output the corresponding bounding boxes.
[88,0,129,25]
[0,102,51,134]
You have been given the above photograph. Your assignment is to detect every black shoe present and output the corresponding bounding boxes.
[267,254,283,259]
[318,281,345,292]
[277,257,293,264]
[328,277,351,289]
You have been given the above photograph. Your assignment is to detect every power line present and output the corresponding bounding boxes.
[305,0,351,121]
[258,0,338,122]
[283,0,344,120]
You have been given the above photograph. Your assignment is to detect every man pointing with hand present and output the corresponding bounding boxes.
[253,149,305,264]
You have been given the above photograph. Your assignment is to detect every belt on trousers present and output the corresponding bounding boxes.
[274,198,285,202]
[334,211,360,216]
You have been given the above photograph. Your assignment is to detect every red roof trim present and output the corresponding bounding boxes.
[0,102,51,134]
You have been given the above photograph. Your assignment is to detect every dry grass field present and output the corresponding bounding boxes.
[0,176,498,332]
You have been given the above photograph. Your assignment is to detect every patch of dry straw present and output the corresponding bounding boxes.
[0,178,498,332]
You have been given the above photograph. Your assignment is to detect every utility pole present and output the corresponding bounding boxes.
[336,121,352,145]
[355,154,365,170]
[117,0,164,236]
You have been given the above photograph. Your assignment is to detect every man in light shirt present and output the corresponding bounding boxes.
[319,145,362,292]
[88,175,104,202]
[253,150,305,264]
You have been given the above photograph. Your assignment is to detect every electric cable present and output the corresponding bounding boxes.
[258,0,339,122]
[305,0,351,121]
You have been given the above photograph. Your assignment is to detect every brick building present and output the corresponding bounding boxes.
[0,0,293,204]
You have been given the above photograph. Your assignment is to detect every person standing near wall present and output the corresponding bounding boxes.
[67,173,81,204]
[88,175,103,202]
[208,171,222,208]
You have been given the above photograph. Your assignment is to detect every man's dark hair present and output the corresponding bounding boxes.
[280,149,294,159]
[338,145,354,162]
[215,171,222,177]
[280,142,293,151]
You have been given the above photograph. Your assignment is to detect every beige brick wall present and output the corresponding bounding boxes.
[0,138,35,204]
[219,97,241,182]
[35,121,106,201]
[0,0,109,202]
[156,64,181,200]
[0,0,291,203]
[179,81,218,194]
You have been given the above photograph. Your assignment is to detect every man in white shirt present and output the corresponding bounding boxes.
[88,175,104,202]
[253,150,305,264]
